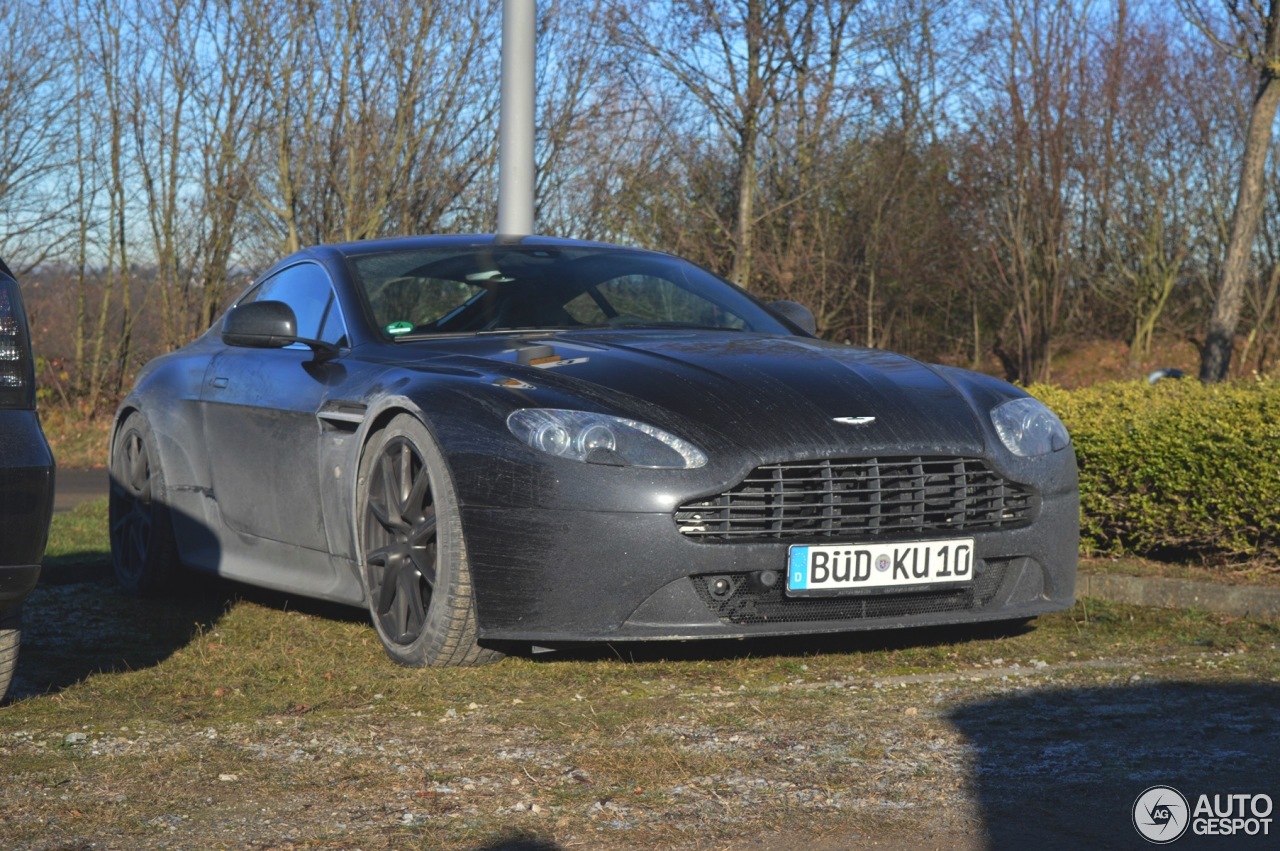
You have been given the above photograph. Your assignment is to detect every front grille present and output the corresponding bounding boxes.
[676,456,1035,542]
[691,558,1012,625]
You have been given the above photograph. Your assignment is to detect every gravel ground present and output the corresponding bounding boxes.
[5,656,1279,849]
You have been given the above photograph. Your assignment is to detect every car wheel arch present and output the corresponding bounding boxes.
[109,405,141,456]
[108,405,147,496]
[108,403,196,509]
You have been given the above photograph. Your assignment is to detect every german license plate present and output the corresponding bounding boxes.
[786,538,974,596]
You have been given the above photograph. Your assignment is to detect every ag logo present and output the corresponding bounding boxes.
[1133,785,1190,843]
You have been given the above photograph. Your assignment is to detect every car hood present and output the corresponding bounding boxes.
[402,330,988,460]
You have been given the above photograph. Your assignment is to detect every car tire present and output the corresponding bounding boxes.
[0,605,19,700]
[110,411,180,596]
[358,414,502,668]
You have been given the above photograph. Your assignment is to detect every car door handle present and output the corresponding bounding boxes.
[211,377,229,389]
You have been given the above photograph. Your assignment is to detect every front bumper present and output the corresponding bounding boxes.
[462,488,1078,643]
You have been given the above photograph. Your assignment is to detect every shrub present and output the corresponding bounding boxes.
[1031,379,1280,564]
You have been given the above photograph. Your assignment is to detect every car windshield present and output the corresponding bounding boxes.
[347,246,793,339]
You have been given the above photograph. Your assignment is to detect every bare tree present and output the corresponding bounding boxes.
[64,0,105,402]
[128,0,264,345]
[0,4,75,269]
[129,0,197,349]
[245,0,500,255]
[1085,4,1198,364]
[532,0,621,235]
[608,0,828,289]
[1237,137,1280,372]
[189,0,265,331]
[752,0,862,333]
[964,0,1097,384]
[1178,0,1280,381]
[70,0,141,415]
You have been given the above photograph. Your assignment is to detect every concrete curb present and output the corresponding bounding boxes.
[1078,571,1280,619]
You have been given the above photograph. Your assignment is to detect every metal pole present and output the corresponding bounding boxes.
[498,0,536,236]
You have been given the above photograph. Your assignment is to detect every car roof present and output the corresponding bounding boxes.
[306,234,666,261]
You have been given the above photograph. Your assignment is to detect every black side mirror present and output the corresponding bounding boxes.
[222,300,298,348]
[768,300,817,335]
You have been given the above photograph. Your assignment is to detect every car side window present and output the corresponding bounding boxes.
[241,263,348,347]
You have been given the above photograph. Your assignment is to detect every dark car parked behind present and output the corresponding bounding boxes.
[0,259,55,700]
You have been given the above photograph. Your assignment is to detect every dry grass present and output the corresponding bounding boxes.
[40,405,112,470]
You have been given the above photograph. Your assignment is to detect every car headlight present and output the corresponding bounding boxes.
[507,409,707,469]
[991,397,1070,457]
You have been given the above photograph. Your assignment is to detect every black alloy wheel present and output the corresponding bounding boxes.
[359,414,499,667]
[364,433,437,645]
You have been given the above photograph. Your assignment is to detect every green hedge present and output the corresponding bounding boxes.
[1030,379,1280,564]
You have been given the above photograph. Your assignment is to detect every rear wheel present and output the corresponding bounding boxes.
[110,411,179,596]
[358,414,501,667]
[0,605,20,700]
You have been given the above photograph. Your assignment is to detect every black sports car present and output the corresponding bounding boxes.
[110,235,1077,666]
[0,259,55,698]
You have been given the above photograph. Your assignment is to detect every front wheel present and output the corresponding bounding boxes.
[358,414,501,667]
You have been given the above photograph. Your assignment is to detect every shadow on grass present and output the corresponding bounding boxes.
[8,558,368,704]
[948,682,1280,849]
[8,569,227,703]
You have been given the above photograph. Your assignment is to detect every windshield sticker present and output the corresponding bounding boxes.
[386,321,414,335]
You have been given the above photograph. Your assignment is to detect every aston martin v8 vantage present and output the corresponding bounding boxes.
[110,235,1077,666]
